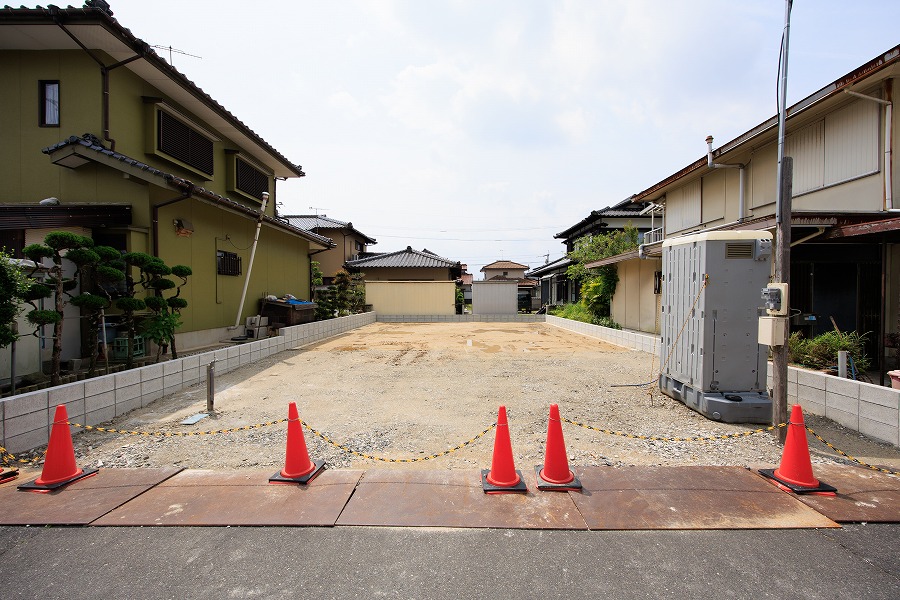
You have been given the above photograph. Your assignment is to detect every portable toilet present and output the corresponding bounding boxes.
[659,231,773,423]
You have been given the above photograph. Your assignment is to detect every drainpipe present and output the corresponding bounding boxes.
[151,188,194,257]
[844,87,894,210]
[52,17,142,151]
[233,192,269,328]
[706,136,746,222]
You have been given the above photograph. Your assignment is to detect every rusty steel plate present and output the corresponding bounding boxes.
[335,469,586,530]
[0,468,182,525]
[571,466,839,530]
[91,469,363,527]
[790,463,900,523]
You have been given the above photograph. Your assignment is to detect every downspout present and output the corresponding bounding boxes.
[151,188,194,257]
[233,192,269,328]
[52,18,143,151]
[845,87,894,210]
[706,136,746,222]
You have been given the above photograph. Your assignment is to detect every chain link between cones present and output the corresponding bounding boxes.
[1,419,496,467]
[301,422,496,463]
[561,416,900,476]
[3,415,898,476]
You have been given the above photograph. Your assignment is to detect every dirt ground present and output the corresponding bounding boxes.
[70,322,900,473]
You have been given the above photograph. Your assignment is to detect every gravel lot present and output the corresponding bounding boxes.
[67,322,900,472]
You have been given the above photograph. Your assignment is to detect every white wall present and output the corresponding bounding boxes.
[472,281,517,314]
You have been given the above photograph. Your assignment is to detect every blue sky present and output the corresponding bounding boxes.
[109,1,900,275]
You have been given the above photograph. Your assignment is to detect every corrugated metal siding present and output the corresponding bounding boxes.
[783,98,880,196]
[786,120,825,194]
[365,281,456,315]
[664,179,701,235]
[825,99,880,185]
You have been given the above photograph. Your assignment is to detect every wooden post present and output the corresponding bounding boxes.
[773,157,792,442]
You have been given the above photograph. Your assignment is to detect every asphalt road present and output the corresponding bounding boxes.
[0,524,897,599]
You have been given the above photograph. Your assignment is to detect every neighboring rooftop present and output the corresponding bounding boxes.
[281,215,377,245]
[346,246,459,269]
[555,197,649,240]
[481,260,529,271]
[40,135,333,248]
[526,256,572,278]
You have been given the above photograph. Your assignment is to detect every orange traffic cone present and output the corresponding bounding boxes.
[482,406,527,494]
[535,404,582,491]
[18,404,97,492]
[269,402,325,485]
[759,404,836,495]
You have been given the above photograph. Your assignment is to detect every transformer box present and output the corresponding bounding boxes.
[659,231,773,423]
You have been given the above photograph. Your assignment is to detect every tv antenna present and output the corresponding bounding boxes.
[309,206,329,216]
[151,44,202,66]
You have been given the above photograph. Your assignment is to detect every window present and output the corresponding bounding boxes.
[217,250,241,276]
[39,81,60,127]
[157,109,214,175]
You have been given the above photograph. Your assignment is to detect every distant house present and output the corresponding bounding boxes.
[282,215,376,285]
[526,256,573,306]
[345,247,462,281]
[481,260,528,281]
[528,198,653,306]
[481,260,538,309]
[459,266,474,302]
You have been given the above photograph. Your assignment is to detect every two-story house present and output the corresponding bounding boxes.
[480,260,538,309]
[0,3,334,362]
[592,45,900,374]
[282,215,377,285]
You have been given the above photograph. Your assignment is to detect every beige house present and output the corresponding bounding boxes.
[282,215,376,284]
[592,45,900,376]
[480,260,528,281]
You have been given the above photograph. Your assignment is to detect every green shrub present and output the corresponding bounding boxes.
[788,330,870,374]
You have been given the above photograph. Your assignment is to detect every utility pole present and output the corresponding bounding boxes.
[772,0,794,443]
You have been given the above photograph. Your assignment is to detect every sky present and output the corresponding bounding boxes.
[107,0,900,276]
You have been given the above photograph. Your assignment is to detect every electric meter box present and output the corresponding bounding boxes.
[659,231,773,423]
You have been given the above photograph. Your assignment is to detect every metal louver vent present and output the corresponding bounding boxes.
[158,110,214,175]
[236,157,269,199]
[725,242,753,259]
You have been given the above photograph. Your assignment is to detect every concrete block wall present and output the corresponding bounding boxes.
[546,315,659,354]
[548,315,900,448]
[767,364,900,447]
[0,312,376,454]
[375,314,545,323]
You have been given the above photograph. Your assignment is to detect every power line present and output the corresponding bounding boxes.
[375,234,559,242]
